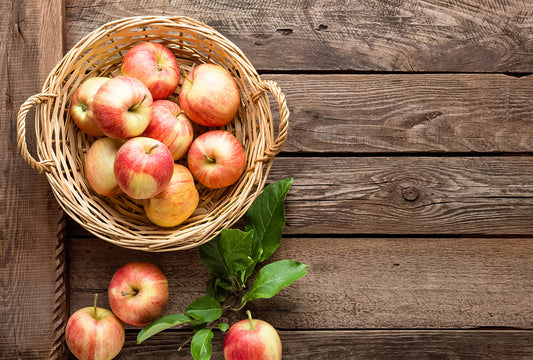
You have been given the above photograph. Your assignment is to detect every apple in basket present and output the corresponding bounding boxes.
[69,76,109,136]
[108,262,169,327]
[85,137,123,197]
[121,42,180,100]
[187,130,246,189]
[92,76,153,139]
[141,99,194,160]
[179,63,241,127]
[223,311,282,360]
[65,294,125,360]
[145,164,199,227]
[113,137,174,199]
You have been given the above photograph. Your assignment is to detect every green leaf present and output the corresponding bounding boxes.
[199,229,255,289]
[243,259,307,304]
[220,229,255,275]
[245,178,293,263]
[191,328,213,360]
[217,322,230,332]
[198,233,232,279]
[137,313,191,344]
[186,296,223,323]
[206,277,232,303]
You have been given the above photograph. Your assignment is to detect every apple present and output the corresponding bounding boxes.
[179,63,240,127]
[121,42,180,100]
[141,100,194,160]
[85,137,123,197]
[108,262,169,327]
[223,310,282,360]
[92,76,153,139]
[113,137,174,199]
[144,164,199,227]
[65,294,125,360]
[187,130,246,189]
[69,77,109,136]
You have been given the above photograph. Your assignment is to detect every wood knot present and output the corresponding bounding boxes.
[401,186,419,201]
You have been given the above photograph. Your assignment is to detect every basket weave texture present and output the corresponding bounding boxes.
[17,16,289,252]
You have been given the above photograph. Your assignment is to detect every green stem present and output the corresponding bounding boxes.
[246,310,255,330]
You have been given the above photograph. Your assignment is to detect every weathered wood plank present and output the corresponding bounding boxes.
[275,156,533,235]
[269,74,533,153]
[114,330,533,359]
[0,1,67,359]
[68,156,533,237]
[65,0,533,72]
[69,237,533,329]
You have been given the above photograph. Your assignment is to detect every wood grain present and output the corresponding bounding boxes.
[68,237,533,329]
[272,156,533,235]
[114,330,533,359]
[269,74,533,153]
[64,0,533,72]
[0,1,67,359]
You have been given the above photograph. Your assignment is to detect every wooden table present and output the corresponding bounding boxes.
[2,0,532,358]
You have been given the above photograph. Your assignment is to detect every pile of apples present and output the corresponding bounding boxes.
[71,41,246,227]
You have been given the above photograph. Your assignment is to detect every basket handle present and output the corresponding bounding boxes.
[253,80,289,161]
[17,93,57,174]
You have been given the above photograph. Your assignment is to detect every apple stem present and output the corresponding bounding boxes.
[93,293,98,316]
[246,310,255,331]
[121,289,138,296]
[129,94,147,112]
[181,66,193,84]
[148,143,160,154]
[204,153,215,163]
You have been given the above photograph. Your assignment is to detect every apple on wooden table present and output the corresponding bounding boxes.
[65,294,125,360]
[141,99,194,160]
[223,310,282,360]
[121,42,180,100]
[69,76,109,136]
[85,137,123,197]
[144,164,199,227]
[92,76,153,139]
[108,262,169,327]
[113,137,174,200]
[187,130,246,189]
[179,63,241,127]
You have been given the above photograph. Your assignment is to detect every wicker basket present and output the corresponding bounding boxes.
[16,16,289,252]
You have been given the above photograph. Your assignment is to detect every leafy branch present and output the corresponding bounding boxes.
[137,178,307,360]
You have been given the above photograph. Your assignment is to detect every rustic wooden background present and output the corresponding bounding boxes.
[2,0,532,359]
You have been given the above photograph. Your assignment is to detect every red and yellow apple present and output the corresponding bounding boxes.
[223,311,282,360]
[65,294,125,360]
[179,63,240,127]
[113,137,174,199]
[144,164,199,227]
[141,100,194,160]
[69,77,109,136]
[92,76,153,139]
[108,262,169,327]
[121,42,180,100]
[85,137,123,197]
[187,130,246,189]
